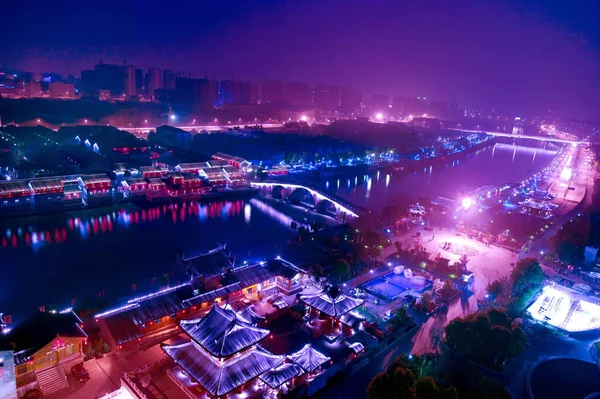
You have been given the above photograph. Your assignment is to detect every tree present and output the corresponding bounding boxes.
[549,217,590,265]
[508,257,543,314]
[330,258,351,282]
[510,257,543,295]
[486,278,510,307]
[445,309,525,368]
[366,372,394,399]
[367,354,461,399]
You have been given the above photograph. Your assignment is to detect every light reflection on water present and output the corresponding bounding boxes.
[327,144,558,210]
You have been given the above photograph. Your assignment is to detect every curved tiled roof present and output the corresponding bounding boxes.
[180,304,270,358]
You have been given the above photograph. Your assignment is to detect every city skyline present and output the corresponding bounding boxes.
[2,0,599,119]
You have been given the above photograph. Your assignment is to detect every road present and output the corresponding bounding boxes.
[530,144,596,256]
[311,328,420,399]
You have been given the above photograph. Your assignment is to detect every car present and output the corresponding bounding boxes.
[71,362,90,383]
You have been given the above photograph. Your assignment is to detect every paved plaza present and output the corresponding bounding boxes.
[388,226,519,299]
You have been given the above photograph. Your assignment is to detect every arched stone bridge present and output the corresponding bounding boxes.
[251,181,360,219]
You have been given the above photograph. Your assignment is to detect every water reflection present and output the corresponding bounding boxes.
[325,143,558,210]
[0,199,248,252]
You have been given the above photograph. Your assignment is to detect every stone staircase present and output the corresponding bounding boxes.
[35,365,69,396]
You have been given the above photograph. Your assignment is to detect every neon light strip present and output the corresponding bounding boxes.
[126,282,191,304]
[251,182,359,217]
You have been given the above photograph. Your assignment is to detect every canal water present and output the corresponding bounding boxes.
[324,142,558,210]
[0,142,558,321]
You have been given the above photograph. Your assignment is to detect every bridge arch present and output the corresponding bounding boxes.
[316,199,338,216]
[270,185,286,199]
[289,187,315,207]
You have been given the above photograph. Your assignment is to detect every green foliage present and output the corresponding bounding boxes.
[330,258,351,282]
[367,354,461,399]
[549,217,590,265]
[437,357,511,399]
[445,309,525,368]
[508,257,544,314]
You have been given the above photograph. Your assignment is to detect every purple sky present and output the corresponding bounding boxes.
[3,0,599,119]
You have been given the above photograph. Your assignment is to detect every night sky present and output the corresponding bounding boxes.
[2,0,599,119]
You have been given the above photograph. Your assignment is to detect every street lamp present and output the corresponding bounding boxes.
[375,113,383,121]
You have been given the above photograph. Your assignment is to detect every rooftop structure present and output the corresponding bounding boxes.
[28,179,64,194]
[287,344,331,373]
[0,181,33,199]
[179,305,270,358]
[8,311,87,365]
[259,363,303,390]
[97,284,194,346]
[163,341,283,397]
[183,246,234,279]
[299,285,364,318]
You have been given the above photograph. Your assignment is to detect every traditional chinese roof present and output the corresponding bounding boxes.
[140,165,162,173]
[339,311,365,329]
[79,174,111,185]
[163,342,283,397]
[0,181,32,198]
[182,282,243,308]
[201,167,227,181]
[183,247,233,277]
[29,179,64,192]
[180,304,270,358]
[259,363,303,389]
[233,263,274,287]
[147,178,166,187]
[100,284,195,345]
[207,159,229,167]
[237,306,265,325]
[266,258,306,280]
[123,178,148,187]
[8,311,86,364]
[287,344,330,373]
[299,285,363,317]
[176,163,206,173]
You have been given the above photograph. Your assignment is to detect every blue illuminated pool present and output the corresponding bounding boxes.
[384,273,433,293]
[363,278,406,300]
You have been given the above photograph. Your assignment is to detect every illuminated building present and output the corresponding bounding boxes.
[300,284,364,338]
[7,311,87,397]
[78,174,113,206]
[162,305,331,398]
[47,82,75,99]
[0,318,17,399]
[0,181,33,212]
[95,252,306,352]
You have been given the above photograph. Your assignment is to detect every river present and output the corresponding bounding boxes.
[0,141,558,321]
[323,142,557,210]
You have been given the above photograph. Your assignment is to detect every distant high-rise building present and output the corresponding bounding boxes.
[146,68,163,100]
[80,63,125,96]
[238,81,251,104]
[47,82,75,98]
[340,86,362,113]
[135,68,143,95]
[250,83,259,104]
[283,81,311,105]
[219,80,239,105]
[163,69,176,90]
[261,80,284,103]
[123,65,136,97]
[313,84,341,111]
[372,94,390,109]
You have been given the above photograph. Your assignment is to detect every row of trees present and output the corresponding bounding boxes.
[367,353,511,399]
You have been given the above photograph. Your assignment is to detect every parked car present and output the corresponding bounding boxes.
[71,362,90,383]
